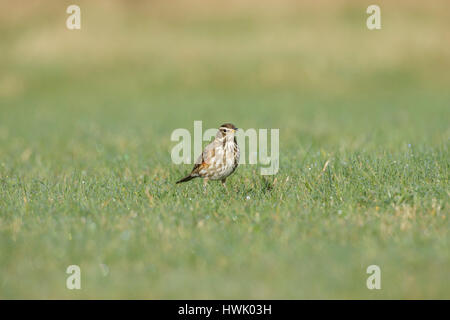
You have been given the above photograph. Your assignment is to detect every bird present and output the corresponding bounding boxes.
[176,123,240,188]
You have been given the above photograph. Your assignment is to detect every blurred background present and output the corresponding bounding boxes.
[1,0,449,143]
[0,0,449,299]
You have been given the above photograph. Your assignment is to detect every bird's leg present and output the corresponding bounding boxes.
[221,178,229,194]
[203,178,209,194]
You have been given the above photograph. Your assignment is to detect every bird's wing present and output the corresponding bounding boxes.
[191,141,216,174]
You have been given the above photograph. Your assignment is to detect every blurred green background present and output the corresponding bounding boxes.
[0,0,448,298]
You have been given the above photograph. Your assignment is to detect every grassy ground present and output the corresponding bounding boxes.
[0,0,449,299]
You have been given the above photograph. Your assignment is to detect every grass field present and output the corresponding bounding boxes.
[0,0,449,299]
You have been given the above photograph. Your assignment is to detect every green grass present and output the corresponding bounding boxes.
[0,1,449,299]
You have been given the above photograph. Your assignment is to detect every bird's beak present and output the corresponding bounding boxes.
[234,128,239,132]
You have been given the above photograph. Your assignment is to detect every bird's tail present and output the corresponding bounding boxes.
[176,174,195,184]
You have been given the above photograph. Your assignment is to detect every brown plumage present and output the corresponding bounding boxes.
[176,123,240,187]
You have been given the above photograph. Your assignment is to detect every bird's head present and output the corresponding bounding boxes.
[218,123,238,140]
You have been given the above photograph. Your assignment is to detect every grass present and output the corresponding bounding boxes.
[0,0,449,299]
